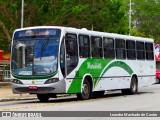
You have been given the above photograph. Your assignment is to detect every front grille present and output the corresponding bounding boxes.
[15,87,55,93]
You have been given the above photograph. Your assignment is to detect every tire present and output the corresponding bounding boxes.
[121,76,138,95]
[37,94,50,102]
[156,78,160,84]
[93,91,105,98]
[76,78,91,100]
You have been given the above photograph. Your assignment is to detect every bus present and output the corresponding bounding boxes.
[11,26,156,102]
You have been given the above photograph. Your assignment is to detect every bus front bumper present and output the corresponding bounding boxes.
[11,80,66,94]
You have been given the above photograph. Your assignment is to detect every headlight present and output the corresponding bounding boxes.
[11,79,23,84]
[44,78,59,84]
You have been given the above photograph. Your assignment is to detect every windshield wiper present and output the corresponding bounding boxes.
[40,36,50,60]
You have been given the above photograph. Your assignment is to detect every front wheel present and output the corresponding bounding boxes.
[76,78,91,100]
[121,76,138,95]
[37,94,50,102]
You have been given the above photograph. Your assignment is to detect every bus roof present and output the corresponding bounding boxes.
[65,27,154,42]
[14,26,154,42]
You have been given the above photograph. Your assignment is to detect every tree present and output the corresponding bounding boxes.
[132,0,160,42]
[0,0,37,50]
[0,0,129,51]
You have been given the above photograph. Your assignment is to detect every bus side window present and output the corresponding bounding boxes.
[145,42,154,60]
[79,35,90,58]
[136,41,145,60]
[103,37,115,58]
[91,36,102,58]
[126,40,136,60]
[115,39,126,59]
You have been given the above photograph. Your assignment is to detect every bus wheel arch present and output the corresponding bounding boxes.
[76,75,93,100]
[121,74,138,95]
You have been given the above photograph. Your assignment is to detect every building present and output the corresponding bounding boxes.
[0,50,10,81]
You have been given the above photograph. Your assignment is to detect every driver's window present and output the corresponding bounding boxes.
[17,46,25,68]
[65,33,78,75]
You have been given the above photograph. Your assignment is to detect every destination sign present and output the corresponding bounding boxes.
[13,29,61,39]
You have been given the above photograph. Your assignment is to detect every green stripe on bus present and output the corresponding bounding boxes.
[67,60,133,93]
[96,61,133,86]
[101,61,133,76]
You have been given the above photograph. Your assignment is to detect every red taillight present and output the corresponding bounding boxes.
[29,86,38,90]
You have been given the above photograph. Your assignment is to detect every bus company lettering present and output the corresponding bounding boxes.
[87,62,102,69]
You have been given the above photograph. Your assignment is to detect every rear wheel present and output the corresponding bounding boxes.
[121,76,138,95]
[156,78,160,84]
[76,78,91,100]
[37,94,50,102]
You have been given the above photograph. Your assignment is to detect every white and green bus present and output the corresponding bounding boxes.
[11,26,156,102]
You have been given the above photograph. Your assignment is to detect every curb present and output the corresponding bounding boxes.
[0,82,11,87]
[0,97,37,102]
[0,94,73,102]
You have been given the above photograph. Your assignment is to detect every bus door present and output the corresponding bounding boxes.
[65,33,78,78]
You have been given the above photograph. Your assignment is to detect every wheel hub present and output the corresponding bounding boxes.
[83,84,89,95]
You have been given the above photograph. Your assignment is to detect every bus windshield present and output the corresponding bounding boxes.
[11,28,61,76]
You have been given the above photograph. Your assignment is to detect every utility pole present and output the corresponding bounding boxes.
[91,0,94,31]
[20,0,24,98]
[129,0,132,36]
[21,0,24,28]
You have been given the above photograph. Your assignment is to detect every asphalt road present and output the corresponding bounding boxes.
[1,84,160,120]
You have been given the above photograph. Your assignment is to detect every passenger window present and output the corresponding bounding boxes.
[103,37,115,58]
[145,42,154,60]
[91,36,102,58]
[79,35,90,58]
[115,39,126,59]
[126,40,136,59]
[136,41,145,60]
